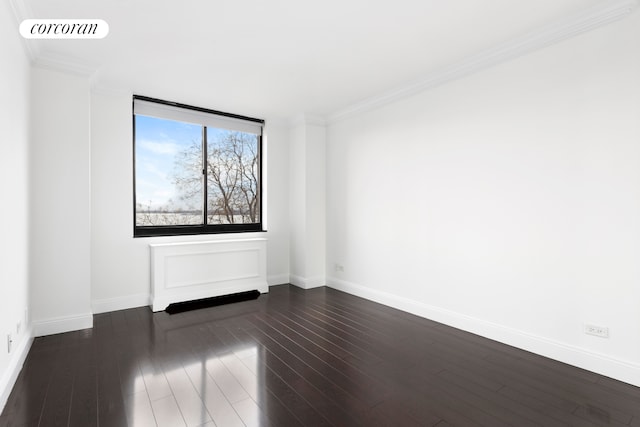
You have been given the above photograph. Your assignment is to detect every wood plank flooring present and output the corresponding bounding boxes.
[1,284,639,426]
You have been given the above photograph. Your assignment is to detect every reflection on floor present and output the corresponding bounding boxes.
[1,284,639,426]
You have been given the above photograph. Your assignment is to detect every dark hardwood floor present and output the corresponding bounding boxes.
[1,284,639,426]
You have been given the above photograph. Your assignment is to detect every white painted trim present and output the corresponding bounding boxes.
[33,52,98,77]
[7,0,39,61]
[32,313,93,337]
[0,327,33,414]
[92,293,151,314]
[267,274,290,286]
[304,276,326,289]
[327,0,638,123]
[288,274,304,288]
[6,0,99,77]
[150,239,268,311]
[290,274,325,289]
[326,277,640,387]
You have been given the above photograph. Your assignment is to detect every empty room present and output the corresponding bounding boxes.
[1,0,640,426]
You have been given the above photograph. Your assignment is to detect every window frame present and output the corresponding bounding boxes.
[132,95,265,238]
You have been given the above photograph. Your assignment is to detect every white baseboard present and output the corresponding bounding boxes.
[267,274,290,286]
[0,326,33,414]
[32,313,93,337]
[290,274,325,289]
[92,293,151,314]
[326,277,640,387]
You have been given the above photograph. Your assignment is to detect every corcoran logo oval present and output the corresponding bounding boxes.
[20,19,109,39]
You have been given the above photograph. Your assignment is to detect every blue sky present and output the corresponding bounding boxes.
[135,115,201,210]
[135,115,256,212]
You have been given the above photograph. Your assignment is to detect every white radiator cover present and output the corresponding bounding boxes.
[150,238,268,311]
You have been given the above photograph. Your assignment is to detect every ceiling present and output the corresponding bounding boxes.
[11,0,630,120]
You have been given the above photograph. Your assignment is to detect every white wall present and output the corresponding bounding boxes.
[289,123,307,281]
[263,122,291,285]
[305,123,327,284]
[90,90,291,313]
[326,10,640,385]
[2,0,635,402]
[289,117,326,288]
[29,67,93,336]
[0,1,32,410]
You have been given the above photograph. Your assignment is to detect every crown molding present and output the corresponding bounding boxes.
[327,0,638,124]
[9,0,98,78]
[32,51,98,77]
[7,0,40,60]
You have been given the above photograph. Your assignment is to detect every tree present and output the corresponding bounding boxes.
[174,130,259,224]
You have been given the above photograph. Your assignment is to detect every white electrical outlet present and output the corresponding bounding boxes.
[335,264,344,272]
[585,324,609,338]
[7,334,12,353]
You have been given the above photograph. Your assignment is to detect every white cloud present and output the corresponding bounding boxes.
[138,139,180,155]
[143,162,169,180]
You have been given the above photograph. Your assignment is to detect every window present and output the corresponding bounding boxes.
[133,96,264,237]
